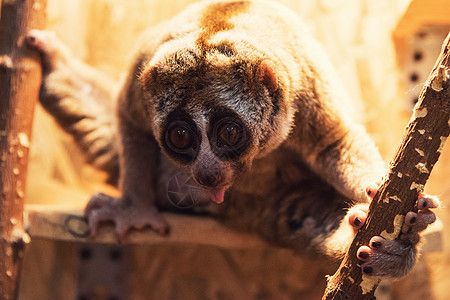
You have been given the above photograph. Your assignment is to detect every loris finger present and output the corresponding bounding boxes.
[401,210,436,235]
[417,194,440,211]
[347,204,369,230]
[365,181,381,200]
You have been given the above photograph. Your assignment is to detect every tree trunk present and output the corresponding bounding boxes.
[0,0,46,298]
[322,32,450,300]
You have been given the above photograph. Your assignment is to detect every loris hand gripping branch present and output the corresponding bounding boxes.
[27,0,439,277]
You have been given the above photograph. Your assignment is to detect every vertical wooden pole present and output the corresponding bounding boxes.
[0,0,46,298]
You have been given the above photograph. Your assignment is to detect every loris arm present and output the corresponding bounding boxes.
[284,110,386,257]
[85,114,169,240]
[26,30,120,183]
[287,94,386,204]
[84,65,170,240]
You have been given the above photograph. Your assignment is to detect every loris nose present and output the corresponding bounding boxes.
[195,171,220,187]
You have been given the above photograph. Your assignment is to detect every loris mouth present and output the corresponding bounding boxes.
[208,185,231,204]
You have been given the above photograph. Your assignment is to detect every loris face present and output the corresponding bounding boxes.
[140,42,292,203]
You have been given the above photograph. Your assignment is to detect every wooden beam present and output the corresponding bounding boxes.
[0,0,46,298]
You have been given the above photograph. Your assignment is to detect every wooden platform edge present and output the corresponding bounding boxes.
[23,204,268,249]
[23,204,442,252]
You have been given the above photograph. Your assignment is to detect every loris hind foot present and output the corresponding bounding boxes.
[348,188,439,277]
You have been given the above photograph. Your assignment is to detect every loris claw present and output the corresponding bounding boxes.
[29,0,441,282]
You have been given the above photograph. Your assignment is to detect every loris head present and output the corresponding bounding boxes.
[140,41,293,203]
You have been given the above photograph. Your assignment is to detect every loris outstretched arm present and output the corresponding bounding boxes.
[28,0,439,279]
[27,30,120,183]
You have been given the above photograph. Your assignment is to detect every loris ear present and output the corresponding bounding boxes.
[257,60,278,93]
[139,65,157,95]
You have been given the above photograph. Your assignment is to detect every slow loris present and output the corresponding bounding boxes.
[27,0,439,277]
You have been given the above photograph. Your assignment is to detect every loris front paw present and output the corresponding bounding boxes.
[348,192,439,277]
[26,29,69,71]
[85,193,169,242]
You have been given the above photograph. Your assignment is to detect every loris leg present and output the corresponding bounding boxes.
[26,30,119,183]
[84,119,169,242]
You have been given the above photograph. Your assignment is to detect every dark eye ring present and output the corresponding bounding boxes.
[166,121,194,152]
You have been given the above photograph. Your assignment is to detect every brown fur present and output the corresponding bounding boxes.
[196,1,250,51]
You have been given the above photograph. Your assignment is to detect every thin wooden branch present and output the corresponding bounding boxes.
[322,32,450,300]
[0,0,46,298]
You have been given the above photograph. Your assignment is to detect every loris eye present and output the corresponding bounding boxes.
[218,122,241,146]
[167,122,193,150]
[209,115,250,160]
[169,126,192,149]
[163,113,200,164]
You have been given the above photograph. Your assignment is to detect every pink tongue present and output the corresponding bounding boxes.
[209,187,227,204]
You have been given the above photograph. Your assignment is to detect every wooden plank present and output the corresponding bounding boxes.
[24,204,267,248]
